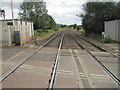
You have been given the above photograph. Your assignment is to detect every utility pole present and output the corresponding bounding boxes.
[11,0,15,29]
[11,0,16,43]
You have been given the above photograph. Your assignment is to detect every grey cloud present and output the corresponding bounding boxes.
[2,2,21,9]
[52,10,81,25]
[2,0,83,25]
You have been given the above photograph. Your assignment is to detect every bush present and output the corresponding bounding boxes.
[101,36,113,43]
[34,29,55,37]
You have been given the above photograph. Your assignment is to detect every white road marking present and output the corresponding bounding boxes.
[18,64,74,76]
[75,50,96,88]
[90,73,110,78]
[70,49,84,88]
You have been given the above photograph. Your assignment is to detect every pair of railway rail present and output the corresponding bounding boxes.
[73,31,120,59]
[71,31,120,86]
[49,30,120,88]
[0,31,62,82]
[1,30,120,89]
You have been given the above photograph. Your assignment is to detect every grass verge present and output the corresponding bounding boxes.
[34,28,64,41]
[74,29,114,43]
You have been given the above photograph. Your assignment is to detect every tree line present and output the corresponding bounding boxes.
[19,1,56,30]
[60,24,82,31]
[80,1,120,35]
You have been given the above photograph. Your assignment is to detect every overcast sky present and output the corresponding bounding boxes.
[0,0,85,25]
[44,0,85,25]
[0,0,119,25]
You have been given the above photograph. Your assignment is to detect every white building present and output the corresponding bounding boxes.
[0,19,34,46]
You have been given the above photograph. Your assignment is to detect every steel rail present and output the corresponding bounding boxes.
[48,33,65,90]
[72,31,120,59]
[0,31,62,82]
[71,34,120,86]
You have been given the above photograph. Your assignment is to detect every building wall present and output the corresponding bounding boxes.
[105,20,120,42]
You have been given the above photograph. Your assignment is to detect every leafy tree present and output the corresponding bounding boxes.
[80,1,119,35]
[19,1,56,29]
[77,26,80,31]
[77,25,82,31]
[38,14,56,29]
[61,25,67,28]
[49,15,56,29]
[117,1,120,19]
[73,24,77,29]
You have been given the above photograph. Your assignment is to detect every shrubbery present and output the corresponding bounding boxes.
[101,36,113,43]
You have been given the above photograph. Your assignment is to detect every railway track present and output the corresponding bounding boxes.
[47,30,119,88]
[2,29,119,88]
[47,30,84,88]
[72,31,120,59]
[48,33,65,89]
[71,31,120,86]
[48,30,118,88]
[0,31,63,82]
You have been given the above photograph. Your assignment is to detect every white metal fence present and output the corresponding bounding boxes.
[0,19,34,46]
[0,21,12,46]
